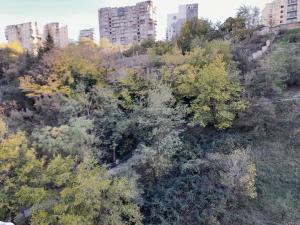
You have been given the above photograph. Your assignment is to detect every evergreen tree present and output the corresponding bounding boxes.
[38,34,55,57]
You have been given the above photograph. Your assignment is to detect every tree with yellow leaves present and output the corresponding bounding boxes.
[161,43,247,129]
[19,44,112,98]
[0,118,142,225]
[0,41,24,57]
[185,55,248,129]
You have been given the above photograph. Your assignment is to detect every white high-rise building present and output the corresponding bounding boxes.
[44,23,69,48]
[166,4,198,41]
[5,22,42,54]
[99,1,157,45]
[262,0,300,27]
[79,28,95,41]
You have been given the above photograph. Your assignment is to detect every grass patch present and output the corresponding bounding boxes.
[277,28,300,44]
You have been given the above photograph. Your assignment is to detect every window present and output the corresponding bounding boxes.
[288,0,297,4]
[287,18,297,23]
[117,8,125,17]
[288,5,298,11]
[287,11,297,18]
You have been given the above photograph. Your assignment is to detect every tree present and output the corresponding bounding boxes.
[78,38,98,48]
[142,145,257,225]
[19,74,71,97]
[0,118,142,225]
[30,156,143,225]
[20,44,111,98]
[38,34,55,57]
[161,44,247,129]
[177,18,213,53]
[245,45,289,97]
[93,83,184,164]
[236,5,260,30]
[115,69,153,111]
[0,42,24,77]
[221,17,249,41]
[0,41,24,56]
[186,55,247,129]
[31,117,97,160]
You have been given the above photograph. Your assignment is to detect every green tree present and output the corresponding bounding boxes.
[221,17,249,41]
[38,34,55,57]
[142,146,256,225]
[161,44,247,129]
[20,43,111,98]
[245,45,289,97]
[30,156,142,225]
[0,118,142,225]
[32,117,97,160]
[186,55,247,129]
[236,5,260,29]
[177,18,213,53]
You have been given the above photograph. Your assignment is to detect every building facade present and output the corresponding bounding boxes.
[262,0,300,27]
[262,0,284,27]
[166,4,198,41]
[5,22,42,53]
[99,1,157,45]
[44,23,69,48]
[79,28,95,41]
[283,0,300,24]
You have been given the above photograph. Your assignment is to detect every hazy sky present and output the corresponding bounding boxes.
[0,0,271,42]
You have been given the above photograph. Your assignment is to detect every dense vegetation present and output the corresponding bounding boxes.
[1,6,300,225]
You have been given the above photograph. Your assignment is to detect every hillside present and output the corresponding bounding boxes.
[1,18,300,225]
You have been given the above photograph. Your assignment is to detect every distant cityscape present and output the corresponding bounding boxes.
[3,0,300,53]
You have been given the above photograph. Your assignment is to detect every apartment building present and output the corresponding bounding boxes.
[44,23,69,48]
[283,0,300,24]
[79,28,95,41]
[99,1,157,45]
[5,22,42,54]
[166,4,198,41]
[262,0,300,27]
[262,0,284,27]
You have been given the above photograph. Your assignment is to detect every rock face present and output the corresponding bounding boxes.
[251,39,273,60]
[0,222,14,225]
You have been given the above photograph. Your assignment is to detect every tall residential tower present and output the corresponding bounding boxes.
[99,1,157,45]
[5,22,42,54]
[79,28,95,41]
[44,23,69,48]
[166,4,198,41]
[262,0,300,27]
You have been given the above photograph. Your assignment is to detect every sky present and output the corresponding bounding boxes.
[0,0,271,42]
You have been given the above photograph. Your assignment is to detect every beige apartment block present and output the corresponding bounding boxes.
[262,0,300,27]
[99,0,157,46]
[5,22,42,54]
[262,0,284,27]
[44,23,69,48]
